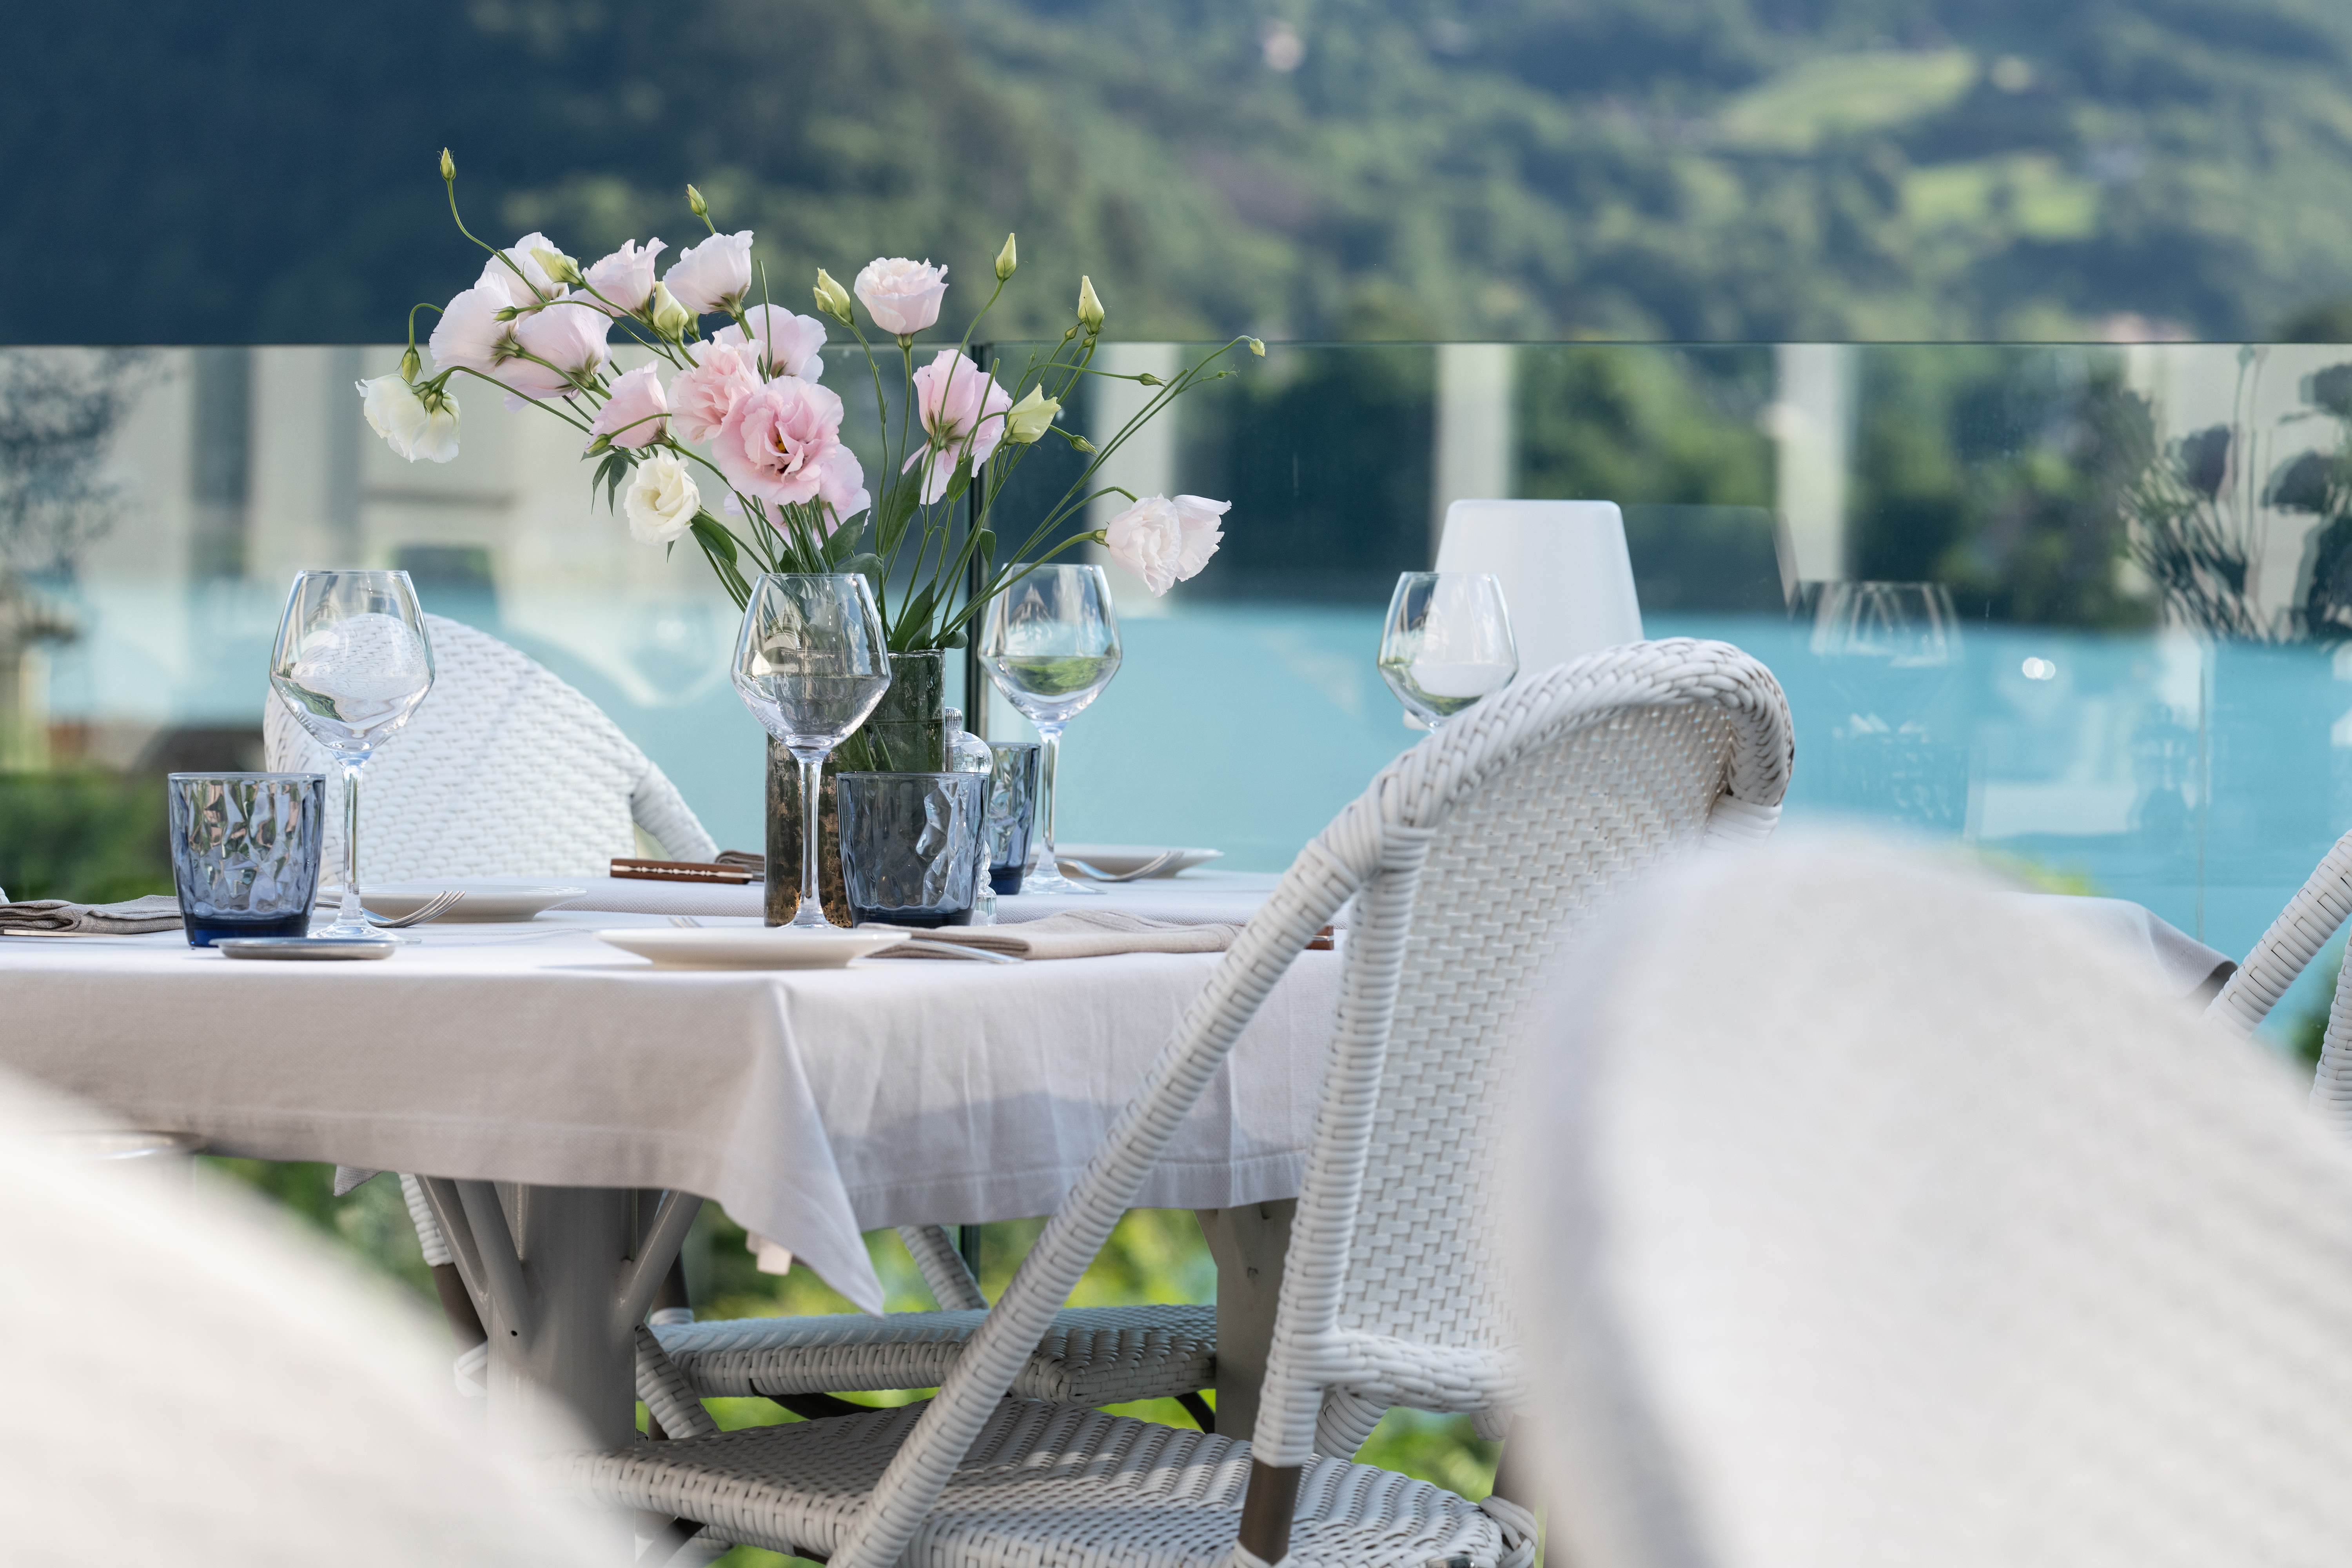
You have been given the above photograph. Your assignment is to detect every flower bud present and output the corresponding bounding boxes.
[813,269,855,325]
[1077,276,1105,334]
[686,183,708,218]
[1004,384,1060,444]
[995,232,1018,281]
[1248,337,1265,357]
[648,281,694,339]
[531,245,584,288]
[1073,436,1096,454]
[1137,372,1163,387]
[494,305,521,322]
[439,148,456,182]
[399,345,422,384]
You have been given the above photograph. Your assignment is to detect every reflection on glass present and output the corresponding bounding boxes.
[1378,572,1518,732]
[1806,581,1962,728]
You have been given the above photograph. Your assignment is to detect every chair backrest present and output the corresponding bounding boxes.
[816,638,1791,1568]
[1515,837,2352,1568]
[264,613,717,880]
[2203,826,2352,1040]
[1434,499,1646,675]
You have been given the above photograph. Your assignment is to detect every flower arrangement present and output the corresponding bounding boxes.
[359,149,1258,650]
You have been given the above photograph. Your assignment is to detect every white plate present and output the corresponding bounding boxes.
[594,926,904,970]
[1054,844,1225,879]
[317,880,585,922]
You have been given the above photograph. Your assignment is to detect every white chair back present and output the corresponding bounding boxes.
[1435,499,1645,674]
[264,613,716,881]
[1515,838,2352,1568]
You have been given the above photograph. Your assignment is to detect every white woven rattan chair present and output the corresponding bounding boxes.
[567,637,1793,1568]
[263,611,718,880]
[2196,828,2352,1133]
[1511,836,2352,1568]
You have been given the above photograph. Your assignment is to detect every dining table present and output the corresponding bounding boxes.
[0,870,1336,1450]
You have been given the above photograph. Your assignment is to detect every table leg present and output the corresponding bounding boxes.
[1194,1198,1295,1445]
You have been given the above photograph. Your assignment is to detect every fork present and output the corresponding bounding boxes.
[1058,851,1181,883]
[361,891,465,928]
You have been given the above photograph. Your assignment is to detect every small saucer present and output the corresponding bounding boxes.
[217,937,397,961]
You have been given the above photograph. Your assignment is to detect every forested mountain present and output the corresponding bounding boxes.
[11,0,2352,343]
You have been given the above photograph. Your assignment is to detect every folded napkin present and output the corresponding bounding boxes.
[882,909,1241,961]
[0,894,183,936]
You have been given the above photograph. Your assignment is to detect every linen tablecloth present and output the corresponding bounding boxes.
[0,912,1339,1312]
[552,869,1283,927]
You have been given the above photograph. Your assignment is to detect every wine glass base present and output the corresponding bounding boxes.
[311,918,409,943]
[1019,867,1104,897]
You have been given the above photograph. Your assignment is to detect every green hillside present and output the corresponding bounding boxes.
[7,0,2352,342]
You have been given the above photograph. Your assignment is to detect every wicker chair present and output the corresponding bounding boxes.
[263,611,719,879]
[1511,836,2352,1568]
[570,637,1793,1568]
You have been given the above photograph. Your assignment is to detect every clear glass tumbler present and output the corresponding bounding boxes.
[836,771,990,929]
[984,741,1042,895]
[167,773,327,947]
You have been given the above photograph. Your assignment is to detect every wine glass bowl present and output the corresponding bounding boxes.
[269,571,436,940]
[731,573,893,929]
[1378,572,1518,732]
[979,564,1122,897]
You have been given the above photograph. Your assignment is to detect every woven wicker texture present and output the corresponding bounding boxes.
[1516,837,2352,1568]
[262,612,716,879]
[571,1397,1507,1568]
[654,1303,1218,1406]
[572,641,1789,1568]
[2206,827,2352,1038]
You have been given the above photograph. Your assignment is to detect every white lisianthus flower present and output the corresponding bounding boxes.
[355,375,460,463]
[476,232,562,309]
[854,257,949,335]
[1101,493,1229,595]
[583,238,667,313]
[624,452,701,544]
[663,230,755,315]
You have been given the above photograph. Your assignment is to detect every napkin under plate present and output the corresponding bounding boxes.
[878,909,1240,960]
[0,894,183,936]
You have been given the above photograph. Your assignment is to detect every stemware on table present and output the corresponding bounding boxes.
[1377,571,1519,733]
[268,570,436,940]
[978,563,1123,897]
[731,573,893,931]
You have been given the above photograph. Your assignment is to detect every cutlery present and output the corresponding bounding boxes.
[1057,851,1181,883]
[362,891,465,928]
[669,915,704,928]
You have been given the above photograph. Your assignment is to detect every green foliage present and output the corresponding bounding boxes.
[0,770,172,902]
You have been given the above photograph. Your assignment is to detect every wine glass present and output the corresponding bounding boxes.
[732,573,893,930]
[978,563,1122,897]
[1378,572,1518,733]
[268,570,437,940]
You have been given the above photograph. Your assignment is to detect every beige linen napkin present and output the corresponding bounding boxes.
[0,894,184,936]
[880,909,1241,960]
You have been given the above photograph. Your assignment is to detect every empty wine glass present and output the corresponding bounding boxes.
[1378,572,1517,733]
[732,573,893,930]
[979,563,1122,897]
[269,570,436,940]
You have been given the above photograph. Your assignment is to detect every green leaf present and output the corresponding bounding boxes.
[939,456,976,506]
[972,528,996,572]
[938,627,966,650]
[822,517,864,565]
[591,450,631,514]
[690,512,738,565]
[873,483,920,559]
[898,582,938,639]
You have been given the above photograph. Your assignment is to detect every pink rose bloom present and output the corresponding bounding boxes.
[715,305,826,381]
[1102,493,1229,595]
[664,230,754,316]
[855,257,949,335]
[902,349,1012,503]
[508,293,612,397]
[584,238,667,313]
[475,232,561,309]
[669,341,763,444]
[713,377,849,506]
[588,363,670,450]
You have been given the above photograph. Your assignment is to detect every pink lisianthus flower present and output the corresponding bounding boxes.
[713,377,849,506]
[588,363,670,450]
[854,257,948,335]
[669,341,763,445]
[714,305,826,381]
[508,292,612,396]
[426,285,519,378]
[583,238,667,313]
[1101,493,1229,595]
[475,232,561,309]
[733,445,870,538]
[902,350,1011,503]
[664,230,755,316]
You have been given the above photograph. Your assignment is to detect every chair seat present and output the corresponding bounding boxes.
[654,1304,1217,1406]
[568,1398,1519,1568]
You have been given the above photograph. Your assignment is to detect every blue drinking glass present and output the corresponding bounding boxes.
[836,771,989,929]
[984,741,1041,895]
[167,773,327,946]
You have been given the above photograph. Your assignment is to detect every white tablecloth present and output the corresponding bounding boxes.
[550,869,1285,927]
[0,911,1338,1312]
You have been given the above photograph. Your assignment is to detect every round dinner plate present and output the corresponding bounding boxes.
[1054,844,1225,879]
[594,926,905,970]
[316,880,585,922]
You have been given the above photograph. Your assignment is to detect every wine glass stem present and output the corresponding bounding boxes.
[795,752,829,928]
[337,759,364,932]
[1035,721,1065,871]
